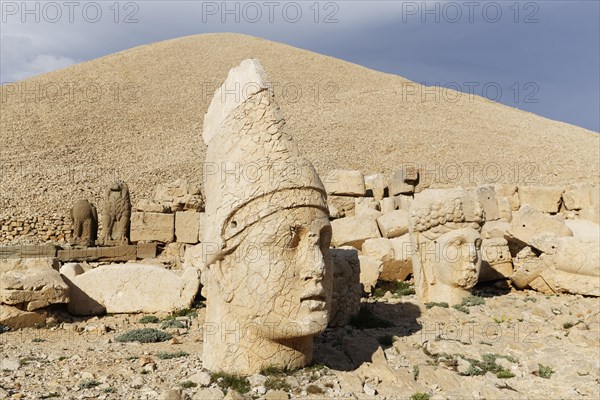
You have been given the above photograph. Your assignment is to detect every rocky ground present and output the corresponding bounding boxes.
[1,285,598,400]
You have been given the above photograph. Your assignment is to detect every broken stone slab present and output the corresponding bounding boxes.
[354,198,382,219]
[496,196,513,222]
[330,247,361,327]
[362,236,413,282]
[1,268,69,311]
[328,195,356,219]
[63,263,200,315]
[536,237,600,296]
[518,185,564,214]
[331,217,381,250]
[135,199,169,213]
[562,184,594,210]
[389,167,418,196]
[175,211,202,244]
[136,242,158,259]
[564,220,600,242]
[510,246,546,289]
[0,245,58,259]
[130,212,174,243]
[479,238,513,282]
[59,263,85,280]
[57,246,137,262]
[387,234,414,281]
[494,184,519,211]
[0,305,46,329]
[380,197,396,214]
[393,194,412,211]
[481,221,510,240]
[358,255,382,294]
[376,210,409,239]
[578,207,600,224]
[508,205,572,252]
[323,170,366,196]
[0,257,59,272]
[475,185,499,221]
[364,173,387,201]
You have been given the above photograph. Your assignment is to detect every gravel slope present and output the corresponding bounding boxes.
[1,33,598,216]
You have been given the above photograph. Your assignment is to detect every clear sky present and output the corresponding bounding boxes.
[1,0,599,132]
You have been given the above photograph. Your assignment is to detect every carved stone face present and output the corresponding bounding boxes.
[223,206,332,339]
[423,227,482,289]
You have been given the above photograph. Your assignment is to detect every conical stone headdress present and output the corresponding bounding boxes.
[202,59,328,264]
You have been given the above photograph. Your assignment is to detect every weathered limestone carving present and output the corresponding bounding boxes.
[99,181,131,244]
[199,59,333,375]
[479,238,513,281]
[536,237,600,296]
[69,199,98,246]
[329,248,361,327]
[409,189,484,305]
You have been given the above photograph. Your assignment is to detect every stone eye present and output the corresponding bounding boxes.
[286,226,301,249]
[320,226,332,248]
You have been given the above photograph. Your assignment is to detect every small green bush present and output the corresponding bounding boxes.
[211,371,251,394]
[40,394,60,399]
[161,319,185,329]
[156,351,189,360]
[452,304,470,314]
[455,353,517,377]
[260,365,285,376]
[373,281,415,297]
[306,363,326,372]
[425,302,449,309]
[32,337,46,342]
[103,387,116,393]
[139,315,159,324]
[496,370,515,379]
[412,365,420,381]
[115,328,172,343]
[179,380,197,389]
[172,308,198,318]
[410,392,431,400]
[461,295,485,307]
[78,379,101,389]
[538,364,554,379]
[264,376,291,391]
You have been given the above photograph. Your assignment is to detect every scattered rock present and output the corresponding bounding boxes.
[64,263,199,315]
[363,382,377,396]
[193,387,225,400]
[323,170,366,196]
[331,217,381,249]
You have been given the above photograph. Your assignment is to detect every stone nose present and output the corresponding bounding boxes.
[300,245,326,282]
[468,244,478,262]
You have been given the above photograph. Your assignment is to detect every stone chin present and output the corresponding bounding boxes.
[456,266,480,289]
[258,307,331,340]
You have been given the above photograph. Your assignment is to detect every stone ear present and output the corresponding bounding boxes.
[213,260,234,303]
[421,246,436,285]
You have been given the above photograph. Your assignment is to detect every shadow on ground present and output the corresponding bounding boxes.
[314,301,422,371]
